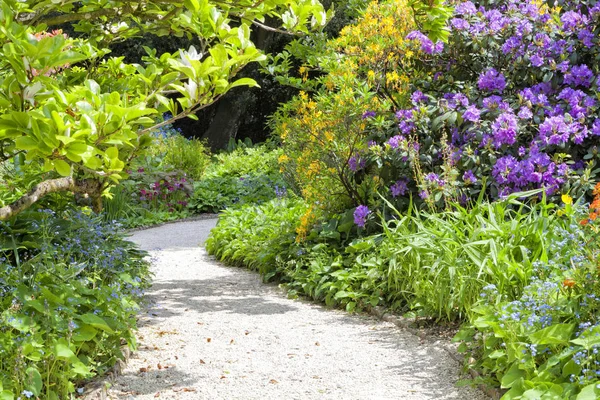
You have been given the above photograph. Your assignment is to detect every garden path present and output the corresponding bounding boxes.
[107,218,488,400]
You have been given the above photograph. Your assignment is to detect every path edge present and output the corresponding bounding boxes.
[367,306,502,400]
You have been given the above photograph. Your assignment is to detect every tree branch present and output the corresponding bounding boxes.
[0,177,103,221]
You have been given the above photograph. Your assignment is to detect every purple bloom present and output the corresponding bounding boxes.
[354,205,370,228]
[406,30,443,55]
[561,10,587,32]
[592,119,600,136]
[463,105,481,122]
[451,18,470,30]
[493,155,518,185]
[411,90,428,104]
[578,28,594,47]
[463,170,477,185]
[418,190,429,199]
[454,1,477,15]
[564,65,594,88]
[538,116,571,145]
[386,135,405,149]
[483,95,509,111]
[425,173,444,186]
[478,68,506,92]
[491,112,518,147]
[518,107,532,120]
[390,179,409,197]
[362,111,376,119]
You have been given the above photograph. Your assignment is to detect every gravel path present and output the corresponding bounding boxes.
[107,219,488,400]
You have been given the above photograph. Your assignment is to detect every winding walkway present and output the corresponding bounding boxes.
[107,219,487,400]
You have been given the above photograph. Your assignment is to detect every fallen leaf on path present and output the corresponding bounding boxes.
[157,363,162,370]
[315,342,320,346]
[154,392,160,398]
[199,359,206,364]
[244,330,250,335]
[269,379,279,384]
[174,355,178,360]
[139,367,148,373]
[157,330,178,337]
[230,339,234,344]
[206,338,212,343]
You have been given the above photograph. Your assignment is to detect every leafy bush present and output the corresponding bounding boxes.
[206,197,308,279]
[357,0,600,212]
[0,208,150,398]
[271,0,416,215]
[189,144,287,213]
[453,191,600,399]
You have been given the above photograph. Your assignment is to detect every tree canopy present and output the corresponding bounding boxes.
[0,0,329,220]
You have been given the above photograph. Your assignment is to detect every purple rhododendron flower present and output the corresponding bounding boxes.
[411,90,428,104]
[463,105,481,122]
[451,18,470,30]
[517,107,533,120]
[564,65,594,88]
[478,68,507,92]
[463,170,477,185]
[538,116,571,145]
[455,1,477,15]
[592,119,600,136]
[483,95,509,111]
[362,111,376,119]
[390,179,408,197]
[406,30,443,55]
[354,205,370,228]
[491,112,518,147]
[386,135,405,149]
[561,10,587,32]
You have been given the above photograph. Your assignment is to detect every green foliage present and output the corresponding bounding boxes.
[206,190,557,319]
[206,197,308,279]
[147,131,211,181]
[0,0,328,219]
[455,199,600,398]
[189,144,287,213]
[0,208,150,398]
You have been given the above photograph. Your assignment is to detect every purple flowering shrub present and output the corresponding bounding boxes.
[361,0,600,210]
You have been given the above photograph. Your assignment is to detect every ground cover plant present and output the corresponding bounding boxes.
[189,143,288,213]
[103,124,206,228]
[0,207,149,398]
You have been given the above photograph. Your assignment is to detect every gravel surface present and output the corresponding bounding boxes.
[107,219,488,400]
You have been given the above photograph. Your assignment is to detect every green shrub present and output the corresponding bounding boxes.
[206,197,308,279]
[0,208,150,398]
[190,144,287,213]
[455,196,600,398]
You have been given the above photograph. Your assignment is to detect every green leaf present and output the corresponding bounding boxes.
[577,384,600,400]
[79,313,115,333]
[72,325,98,342]
[54,159,71,176]
[54,339,76,360]
[501,363,526,389]
[529,324,574,345]
[25,367,42,396]
[228,77,259,89]
[15,136,38,150]
[571,325,600,349]
[0,391,14,400]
